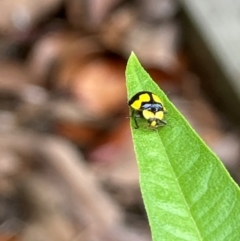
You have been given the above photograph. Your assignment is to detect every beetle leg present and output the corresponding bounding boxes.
[132,110,140,129]
[128,109,140,129]
[160,119,167,125]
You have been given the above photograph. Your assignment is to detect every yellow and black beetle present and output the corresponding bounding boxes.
[128,91,167,129]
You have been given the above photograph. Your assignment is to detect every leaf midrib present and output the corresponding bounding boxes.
[160,131,204,241]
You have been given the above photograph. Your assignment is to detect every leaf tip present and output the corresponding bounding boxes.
[129,51,137,62]
[126,51,140,71]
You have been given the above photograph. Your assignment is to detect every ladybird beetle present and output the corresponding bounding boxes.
[128,91,167,129]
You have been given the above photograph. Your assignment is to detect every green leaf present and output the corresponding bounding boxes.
[126,52,240,241]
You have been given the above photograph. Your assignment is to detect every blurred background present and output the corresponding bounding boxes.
[0,0,240,240]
